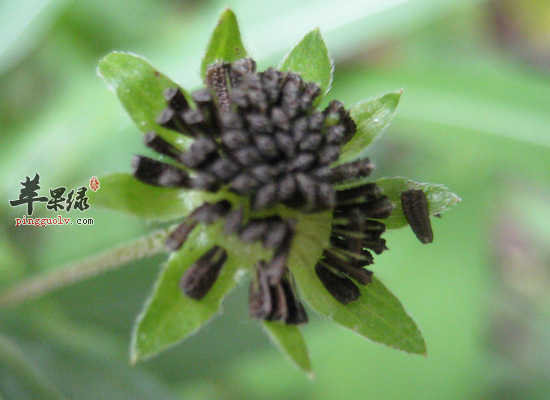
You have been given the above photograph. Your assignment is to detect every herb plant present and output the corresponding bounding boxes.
[11,9,462,376]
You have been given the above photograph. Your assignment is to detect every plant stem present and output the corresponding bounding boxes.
[0,228,170,309]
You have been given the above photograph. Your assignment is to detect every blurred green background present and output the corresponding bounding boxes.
[1,0,550,399]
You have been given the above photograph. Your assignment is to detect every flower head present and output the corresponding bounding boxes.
[131,56,395,323]
[96,8,460,374]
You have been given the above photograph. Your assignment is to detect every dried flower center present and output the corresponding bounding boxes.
[131,58,394,323]
[137,58,366,213]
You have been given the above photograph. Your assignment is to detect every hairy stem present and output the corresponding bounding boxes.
[0,228,170,309]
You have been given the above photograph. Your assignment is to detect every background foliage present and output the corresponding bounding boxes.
[1,0,550,399]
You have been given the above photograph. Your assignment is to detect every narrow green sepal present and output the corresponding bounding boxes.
[131,219,273,363]
[262,321,314,378]
[339,90,402,163]
[98,52,193,149]
[201,8,248,79]
[87,173,202,221]
[130,225,240,363]
[279,28,333,105]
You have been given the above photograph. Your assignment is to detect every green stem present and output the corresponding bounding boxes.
[0,228,170,309]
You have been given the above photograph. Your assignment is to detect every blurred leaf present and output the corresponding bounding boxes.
[98,52,192,149]
[0,0,70,76]
[0,227,26,287]
[339,91,402,163]
[88,173,201,221]
[261,321,313,377]
[279,28,333,103]
[132,219,273,362]
[249,0,487,66]
[375,177,461,229]
[288,211,426,355]
[200,8,248,79]
[0,333,69,400]
[335,54,550,150]
[2,305,185,400]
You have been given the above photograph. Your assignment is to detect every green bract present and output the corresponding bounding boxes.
[279,28,333,105]
[96,8,459,375]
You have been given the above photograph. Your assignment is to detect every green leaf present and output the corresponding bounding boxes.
[98,52,192,149]
[261,321,313,378]
[131,220,272,362]
[200,8,248,79]
[0,333,69,400]
[0,227,26,286]
[279,28,333,104]
[288,211,426,355]
[295,275,426,355]
[375,177,461,229]
[88,173,202,221]
[339,91,402,163]
[131,226,239,363]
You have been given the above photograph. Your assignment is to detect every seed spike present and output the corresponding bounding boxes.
[205,63,232,112]
[165,202,229,251]
[336,184,381,206]
[269,280,289,322]
[359,197,393,219]
[143,132,182,160]
[191,172,220,192]
[249,263,308,324]
[315,263,360,305]
[263,219,289,249]
[329,158,374,184]
[224,208,244,235]
[179,246,228,300]
[251,182,278,211]
[132,156,191,188]
[164,87,189,113]
[156,108,191,135]
[281,275,308,325]
[180,137,218,169]
[165,219,198,252]
[249,261,273,320]
[322,250,373,285]
[401,189,434,244]
[182,109,213,137]
[239,219,269,242]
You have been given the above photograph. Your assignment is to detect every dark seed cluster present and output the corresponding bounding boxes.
[131,57,394,322]
[132,58,365,213]
[250,263,308,324]
[172,200,307,323]
[315,183,392,304]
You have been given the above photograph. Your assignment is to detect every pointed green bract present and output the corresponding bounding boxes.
[261,321,313,378]
[131,226,239,363]
[288,212,426,355]
[88,173,202,221]
[201,8,248,79]
[279,28,333,105]
[375,177,461,230]
[98,52,192,149]
[339,91,402,163]
[131,221,273,363]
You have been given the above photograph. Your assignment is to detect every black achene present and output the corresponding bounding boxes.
[131,58,393,323]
